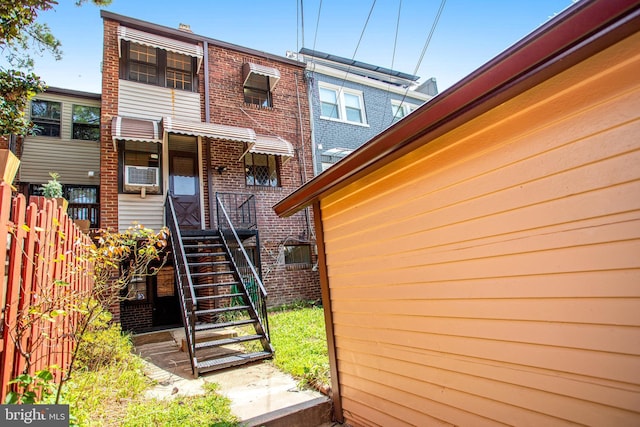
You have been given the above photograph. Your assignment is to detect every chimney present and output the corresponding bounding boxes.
[178,23,192,33]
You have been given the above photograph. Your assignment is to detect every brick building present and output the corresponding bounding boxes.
[294,48,436,174]
[100,11,319,334]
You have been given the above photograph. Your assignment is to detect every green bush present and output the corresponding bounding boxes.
[73,312,133,371]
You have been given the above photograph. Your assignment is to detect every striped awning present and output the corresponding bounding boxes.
[118,26,204,71]
[111,116,162,146]
[162,117,256,144]
[243,62,281,91]
[240,134,294,163]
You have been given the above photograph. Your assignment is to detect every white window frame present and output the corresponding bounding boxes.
[318,82,368,126]
[390,100,419,122]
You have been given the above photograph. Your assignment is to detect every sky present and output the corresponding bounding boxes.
[27,0,578,94]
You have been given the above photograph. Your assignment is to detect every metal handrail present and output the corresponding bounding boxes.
[164,196,198,373]
[216,192,257,230]
[216,193,270,339]
[166,197,198,308]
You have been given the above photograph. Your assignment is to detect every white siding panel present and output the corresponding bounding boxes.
[118,80,201,122]
[20,139,100,185]
[22,92,100,184]
[118,194,164,232]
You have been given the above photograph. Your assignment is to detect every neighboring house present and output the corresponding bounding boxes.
[19,88,101,230]
[98,11,319,371]
[295,48,436,174]
[276,0,640,425]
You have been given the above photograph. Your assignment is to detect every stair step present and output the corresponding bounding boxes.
[188,261,230,268]
[194,293,244,302]
[195,319,257,331]
[185,252,226,258]
[183,243,224,249]
[195,334,263,350]
[195,305,250,316]
[190,270,234,277]
[180,229,219,237]
[196,351,272,372]
[192,281,240,290]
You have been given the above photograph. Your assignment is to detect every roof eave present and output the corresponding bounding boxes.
[274,0,640,217]
[100,10,305,68]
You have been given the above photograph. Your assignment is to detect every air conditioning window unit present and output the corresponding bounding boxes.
[124,166,160,193]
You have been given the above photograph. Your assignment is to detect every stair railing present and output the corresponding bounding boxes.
[215,193,270,341]
[164,196,198,373]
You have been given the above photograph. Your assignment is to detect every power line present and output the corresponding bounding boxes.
[350,0,377,61]
[382,0,404,126]
[311,0,323,52]
[392,0,446,123]
[412,0,446,77]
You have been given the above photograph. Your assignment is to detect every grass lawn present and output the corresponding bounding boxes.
[59,305,330,425]
[268,305,331,391]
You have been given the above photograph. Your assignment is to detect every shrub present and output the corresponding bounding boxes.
[73,313,133,371]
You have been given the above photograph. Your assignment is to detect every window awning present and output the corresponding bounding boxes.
[243,63,281,91]
[111,116,162,149]
[240,134,294,163]
[162,117,256,143]
[118,26,204,71]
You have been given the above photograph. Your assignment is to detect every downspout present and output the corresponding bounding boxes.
[294,71,314,240]
[304,70,319,176]
[203,40,215,229]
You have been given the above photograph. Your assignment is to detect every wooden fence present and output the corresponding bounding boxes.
[0,182,94,401]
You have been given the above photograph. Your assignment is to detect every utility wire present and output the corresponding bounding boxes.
[351,0,377,61]
[382,0,404,126]
[309,0,378,142]
[392,0,446,123]
[413,0,446,77]
[311,0,323,53]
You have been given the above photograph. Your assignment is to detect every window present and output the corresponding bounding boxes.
[128,43,158,84]
[391,100,418,122]
[284,245,312,266]
[29,184,99,228]
[318,83,366,124]
[31,100,61,137]
[244,74,272,108]
[245,152,279,187]
[319,87,339,118]
[72,105,100,141]
[121,141,161,194]
[125,274,149,301]
[123,42,196,91]
[166,51,192,90]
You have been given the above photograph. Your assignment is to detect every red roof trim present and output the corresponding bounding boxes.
[274,0,640,217]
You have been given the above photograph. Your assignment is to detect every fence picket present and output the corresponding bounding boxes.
[0,184,95,401]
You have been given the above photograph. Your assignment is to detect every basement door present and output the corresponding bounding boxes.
[168,135,201,229]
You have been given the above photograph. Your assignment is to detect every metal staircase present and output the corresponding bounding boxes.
[165,194,272,376]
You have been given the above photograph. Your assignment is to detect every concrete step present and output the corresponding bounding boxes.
[242,396,333,427]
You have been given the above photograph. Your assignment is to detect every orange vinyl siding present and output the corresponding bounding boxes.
[319,32,640,426]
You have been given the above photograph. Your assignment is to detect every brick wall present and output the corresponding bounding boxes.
[205,46,320,306]
[100,19,120,231]
[100,16,320,312]
[120,302,153,332]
